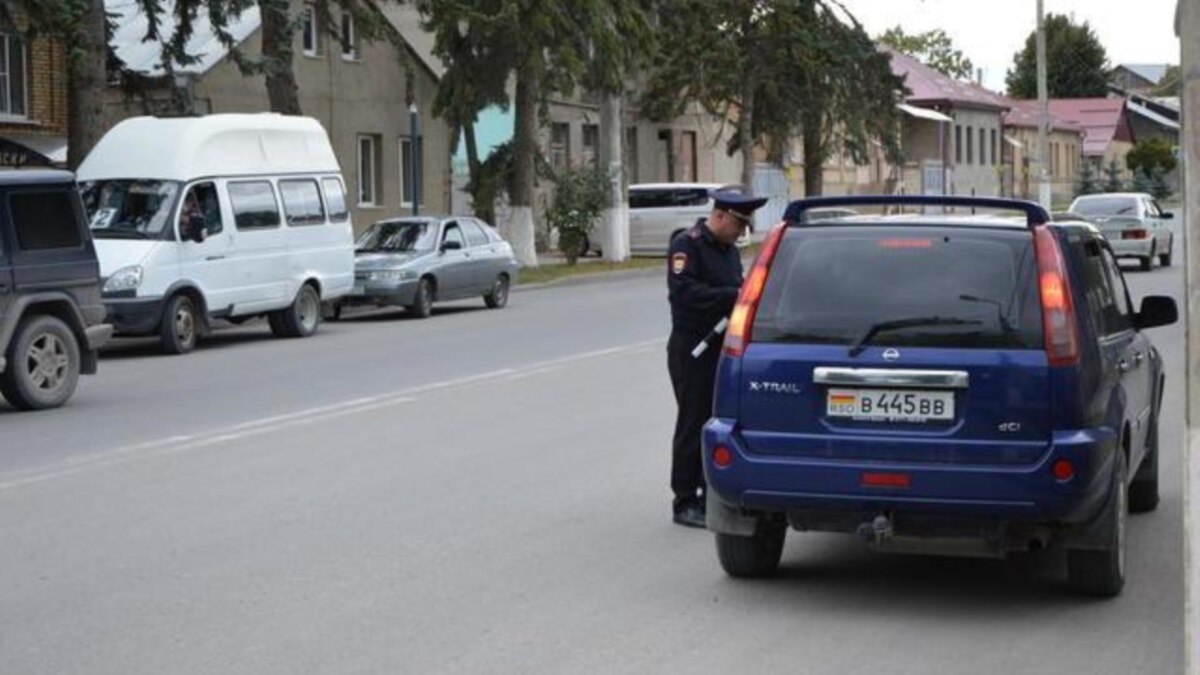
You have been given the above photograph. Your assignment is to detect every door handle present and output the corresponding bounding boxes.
[205,255,226,261]
[1134,352,1145,366]
[1118,359,1131,373]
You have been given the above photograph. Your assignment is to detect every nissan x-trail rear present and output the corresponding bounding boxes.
[704,196,1176,596]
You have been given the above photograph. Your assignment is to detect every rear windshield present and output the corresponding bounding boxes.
[1071,196,1139,217]
[753,227,1044,350]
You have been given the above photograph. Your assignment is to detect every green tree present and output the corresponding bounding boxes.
[1075,160,1100,197]
[878,26,974,80]
[1126,137,1177,177]
[421,0,652,267]
[1103,159,1124,192]
[5,0,111,169]
[642,0,904,196]
[1006,13,1110,98]
[544,166,608,265]
[1152,65,1181,96]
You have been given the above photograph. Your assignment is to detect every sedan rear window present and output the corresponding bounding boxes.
[1071,196,1140,217]
[753,227,1043,350]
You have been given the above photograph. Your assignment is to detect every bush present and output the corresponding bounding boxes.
[543,166,608,265]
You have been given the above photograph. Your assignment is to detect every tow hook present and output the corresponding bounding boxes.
[856,514,894,544]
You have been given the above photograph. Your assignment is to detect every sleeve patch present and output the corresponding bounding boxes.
[671,252,688,275]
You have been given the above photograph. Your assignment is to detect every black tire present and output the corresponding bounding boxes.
[408,278,434,318]
[270,284,322,338]
[1067,451,1127,597]
[579,234,592,258]
[0,315,81,410]
[160,294,199,355]
[1159,248,1172,267]
[484,274,510,309]
[1140,255,1153,272]
[715,523,786,578]
[1130,402,1161,514]
[322,300,343,322]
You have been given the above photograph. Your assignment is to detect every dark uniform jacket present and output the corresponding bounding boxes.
[667,223,744,338]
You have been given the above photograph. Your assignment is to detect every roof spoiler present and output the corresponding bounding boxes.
[782,195,1051,229]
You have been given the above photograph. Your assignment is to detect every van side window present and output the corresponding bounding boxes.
[279,179,326,226]
[228,181,281,230]
[180,183,223,238]
[9,189,82,251]
[322,177,348,222]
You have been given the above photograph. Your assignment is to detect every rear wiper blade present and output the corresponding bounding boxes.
[848,316,982,358]
[958,294,1018,333]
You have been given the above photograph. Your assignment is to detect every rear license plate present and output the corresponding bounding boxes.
[827,388,955,423]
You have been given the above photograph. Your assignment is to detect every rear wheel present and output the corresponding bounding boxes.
[1159,246,1172,267]
[484,274,510,309]
[0,315,81,410]
[160,294,199,354]
[715,522,786,578]
[270,284,321,338]
[1130,410,1161,514]
[1140,254,1153,271]
[408,278,434,318]
[1067,451,1127,597]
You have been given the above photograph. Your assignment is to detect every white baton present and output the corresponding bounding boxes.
[691,317,730,358]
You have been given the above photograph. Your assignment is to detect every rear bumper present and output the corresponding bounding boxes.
[1108,238,1155,259]
[703,418,1117,525]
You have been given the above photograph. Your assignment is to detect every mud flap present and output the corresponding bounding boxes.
[706,491,759,536]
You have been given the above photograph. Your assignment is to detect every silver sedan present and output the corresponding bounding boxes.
[335,216,519,319]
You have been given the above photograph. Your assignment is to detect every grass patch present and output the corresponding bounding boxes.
[517,257,663,285]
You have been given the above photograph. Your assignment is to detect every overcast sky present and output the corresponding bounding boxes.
[838,0,1181,92]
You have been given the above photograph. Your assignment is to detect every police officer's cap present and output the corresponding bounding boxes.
[710,187,767,223]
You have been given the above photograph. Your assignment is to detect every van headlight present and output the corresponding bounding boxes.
[104,265,144,293]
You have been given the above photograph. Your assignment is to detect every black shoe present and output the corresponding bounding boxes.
[673,505,707,529]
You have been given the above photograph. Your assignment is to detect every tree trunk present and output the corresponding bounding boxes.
[738,83,755,191]
[599,92,628,262]
[66,0,107,170]
[802,108,824,196]
[260,0,302,115]
[508,57,540,267]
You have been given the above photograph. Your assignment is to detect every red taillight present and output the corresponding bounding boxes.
[713,446,733,468]
[1121,229,1148,240]
[723,223,787,357]
[1052,459,1075,482]
[861,472,911,488]
[1034,227,1079,367]
[878,238,933,249]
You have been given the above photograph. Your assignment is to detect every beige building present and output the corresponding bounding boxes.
[105,1,451,233]
[1001,100,1084,205]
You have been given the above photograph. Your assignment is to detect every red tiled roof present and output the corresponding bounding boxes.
[1001,99,1082,134]
[1043,98,1132,156]
[885,48,1010,111]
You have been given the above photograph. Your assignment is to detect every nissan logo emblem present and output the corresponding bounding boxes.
[882,348,901,362]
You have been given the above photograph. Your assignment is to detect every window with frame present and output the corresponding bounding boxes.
[340,12,358,60]
[582,124,600,168]
[461,219,488,247]
[227,181,281,230]
[279,179,327,226]
[990,129,998,166]
[10,189,81,250]
[180,183,223,237]
[966,126,974,165]
[302,4,321,57]
[400,136,423,207]
[979,128,986,165]
[0,33,27,117]
[358,134,381,206]
[550,123,570,172]
[955,125,963,164]
[680,130,697,182]
[322,177,348,222]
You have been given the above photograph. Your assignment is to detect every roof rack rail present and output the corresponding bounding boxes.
[782,195,1051,229]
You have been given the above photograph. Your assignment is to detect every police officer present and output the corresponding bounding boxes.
[666,188,767,528]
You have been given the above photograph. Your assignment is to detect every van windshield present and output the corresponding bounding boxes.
[356,220,437,253]
[81,180,180,239]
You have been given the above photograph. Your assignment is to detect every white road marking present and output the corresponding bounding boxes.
[0,338,665,491]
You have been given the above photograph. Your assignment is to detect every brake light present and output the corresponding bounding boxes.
[1121,229,1148,240]
[1033,227,1079,367]
[878,238,933,249]
[723,223,787,357]
[862,472,911,488]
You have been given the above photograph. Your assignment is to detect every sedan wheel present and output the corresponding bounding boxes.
[409,278,434,318]
[484,275,510,309]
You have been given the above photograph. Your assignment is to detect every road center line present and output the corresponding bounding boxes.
[0,338,665,491]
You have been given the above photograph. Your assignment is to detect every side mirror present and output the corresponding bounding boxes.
[1135,295,1178,330]
[440,240,462,253]
[1161,212,1174,220]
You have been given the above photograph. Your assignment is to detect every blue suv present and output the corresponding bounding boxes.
[704,196,1177,596]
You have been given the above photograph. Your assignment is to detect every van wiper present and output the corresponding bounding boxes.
[848,316,982,358]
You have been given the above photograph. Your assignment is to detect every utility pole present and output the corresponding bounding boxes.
[1036,0,1052,209]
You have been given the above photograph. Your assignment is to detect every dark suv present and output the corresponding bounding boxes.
[705,196,1177,596]
[0,170,111,410]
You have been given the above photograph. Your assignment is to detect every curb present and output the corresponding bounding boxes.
[513,264,663,292]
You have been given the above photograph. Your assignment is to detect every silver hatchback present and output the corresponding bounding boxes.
[336,216,519,319]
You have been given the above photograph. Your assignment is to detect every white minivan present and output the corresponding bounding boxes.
[77,114,355,354]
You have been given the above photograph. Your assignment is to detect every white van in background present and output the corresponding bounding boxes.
[77,114,355,354]
[628,183,752,255]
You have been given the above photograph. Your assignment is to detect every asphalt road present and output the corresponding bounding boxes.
[0,260,1186,675]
